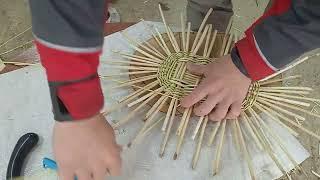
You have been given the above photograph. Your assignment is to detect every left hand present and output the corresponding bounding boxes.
[181,55,251,121]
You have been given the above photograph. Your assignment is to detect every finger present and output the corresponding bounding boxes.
[193,92,224,116]
[90,159,107,180]
[92,167,107,180]
[58,169,75,180]
[186,63,206,76]
[75,169,93,180]
[106,156,122,176]
[225,101,242,119]
[209,99,232,121]
[181,79,211,108]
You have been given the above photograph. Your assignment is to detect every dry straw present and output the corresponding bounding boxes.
[102,5,320,179]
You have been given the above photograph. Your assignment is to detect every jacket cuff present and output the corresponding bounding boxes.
[53,75,104,121]
[235,35,275,81]
[230,47,249,77]
[35,41,104,121]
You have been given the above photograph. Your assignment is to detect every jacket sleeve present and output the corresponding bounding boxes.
[29,0,107,121]
[231,0,320,81]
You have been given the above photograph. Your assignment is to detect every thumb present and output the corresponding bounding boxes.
[186,63,206,76]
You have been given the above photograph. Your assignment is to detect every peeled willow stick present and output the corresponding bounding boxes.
[254,109,300,171]
[203,25,212,57]
[259,75,301,85]
[122,32,165,59]
[100,70,156,77]
[108,65,158,71]
[259,89,310,95]
[106,60,159,67]
[174,108,193,160]
[129,116,164,147]
[122,38,163,63]
[158,5,180,52]
[192,25,210,56]
[167,26,181,53]
[212,119,226,175]
[113,90,161,128]
[223,33,234,55]
[103,81,158,115]
[160,99,178,157]
[110,75,157,89]
[191,8,213,52]
[246,111,288,176]
[181,13,186,52]
[256,97,306,121]
[0,40,34,56]
[208,120,222,146]
[0,26,31,48]
[128,87,164,107]
[140,19,171,56]
[261,54,319,82]
[251,102,299,137]
[186,22,191,52]
[118,80,158,103]
[192,116,209,169]
[143,95,169,129]
[2,61,38,66]
[206,30,218,58]
[260,86,313,91]
[154,27,173,55]
[118,52,162,64]
[231,119,241,153]
[242,113,263,150]
[255,102,320,140]
[258,96,320,119]
[260,92,320,103]
[177,108,191,135]
[257,93,310,107]
[247,107,275,149]
[145,93,168,118]
[162,98,175,131]
[192,116,205,140]
[235,119,256,180]
[118,54,160,65]
[219,17,233,57]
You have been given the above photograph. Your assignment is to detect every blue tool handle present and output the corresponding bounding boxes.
[43,158,77,180]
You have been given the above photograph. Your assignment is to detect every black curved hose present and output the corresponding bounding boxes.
[6,133,39,180]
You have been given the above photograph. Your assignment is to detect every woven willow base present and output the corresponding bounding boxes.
[101,5,320,180]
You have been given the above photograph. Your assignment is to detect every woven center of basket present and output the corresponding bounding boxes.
[157,52,211,98]
[242,82,260,110]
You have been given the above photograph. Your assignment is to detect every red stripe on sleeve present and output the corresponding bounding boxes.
[236,35,274,80]
[35,41,104,120]
[35,41,101,82]
[58,76,104,120]
[236,0,292,80]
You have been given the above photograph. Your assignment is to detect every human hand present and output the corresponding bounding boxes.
[181,55,251,121]
[53,114,122,180]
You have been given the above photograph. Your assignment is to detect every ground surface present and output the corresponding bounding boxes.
[0,0,319,179]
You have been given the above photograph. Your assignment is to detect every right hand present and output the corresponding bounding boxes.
[53,113,122,180]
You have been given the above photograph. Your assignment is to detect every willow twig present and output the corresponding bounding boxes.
[235,119,256,180]
[192,116,209,169]
[206,30,218,58]
[174,107,192,160]
[191,8,213,52]
[160,99,178,157]
[212,119,226,175]
[207,121,222,146]
[192,116,205,140]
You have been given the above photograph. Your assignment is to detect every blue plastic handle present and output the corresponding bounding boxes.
[43,158,58,170]
[43,158,77,180]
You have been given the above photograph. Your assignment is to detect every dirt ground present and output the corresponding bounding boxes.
[0,0,319,179]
